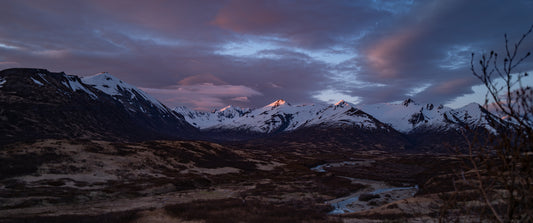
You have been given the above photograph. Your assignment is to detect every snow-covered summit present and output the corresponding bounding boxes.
[265,99,290,109]
[359,100,495,133]
[81,72,166,112]
[444,102,499,132]
[402,98,416,107]
[81,72,125,96]
[173,105,251,129]
[216,105,251,118]
[334,100,349,107]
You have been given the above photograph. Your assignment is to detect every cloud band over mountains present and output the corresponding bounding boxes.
[1,0,532,110]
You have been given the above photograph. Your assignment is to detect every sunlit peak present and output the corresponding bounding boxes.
[334,100,350,107]
[93,72,117,80]
[219,105,233,112]
[402,98,416,106]
[267,99,289,108]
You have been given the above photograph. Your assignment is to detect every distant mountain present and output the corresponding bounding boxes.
[174,99,408,147]
[235,100,410,151]
[175,98,499,135]
[0,68,197,144]
[359,99,499,134]
[174,105,251,129]
[174,98,503,151]
[358,99,503,151]
[175,99,392,134]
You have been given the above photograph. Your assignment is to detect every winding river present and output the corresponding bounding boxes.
[311,161,419,214]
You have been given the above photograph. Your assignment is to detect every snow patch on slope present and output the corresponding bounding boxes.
[61,76,97,99]
[30,77,44,86]
[0,77,5,88]
[37,73,50,84]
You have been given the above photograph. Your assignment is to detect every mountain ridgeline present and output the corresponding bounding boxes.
[175,97,501,152]
[0,68,501,151]
[0,68,197,144]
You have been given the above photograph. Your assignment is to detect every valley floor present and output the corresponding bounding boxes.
[0,139,466,222]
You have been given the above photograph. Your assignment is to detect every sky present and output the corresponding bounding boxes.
[1,0,532,111]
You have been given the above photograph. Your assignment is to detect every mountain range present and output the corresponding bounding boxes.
[175,98,497,135]
[0,68,501,151]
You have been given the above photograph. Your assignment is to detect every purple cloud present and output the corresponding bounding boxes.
[1,0,532,110]
[142,83,262,111]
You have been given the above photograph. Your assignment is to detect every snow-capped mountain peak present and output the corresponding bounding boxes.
[359,99,499,133]
[81,72,166,112]
[402,98,416,107]
[173,105,251,129]
[219,105,234,112]
[334,100,350,108]
[216,105,250,118]
[266,99,289,108]
[81,72,127,96]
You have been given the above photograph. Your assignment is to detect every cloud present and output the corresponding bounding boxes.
[211,0,284,33]
[337,0,533,105]
[365,28,421,78]
[141,83,262,111]
[178,74,227,86]
[231,96,250,102]
[431,78,475,95]
[1,0,532,110]
[211,0,387,49]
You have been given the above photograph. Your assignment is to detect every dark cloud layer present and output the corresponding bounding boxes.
[1,0,532,110]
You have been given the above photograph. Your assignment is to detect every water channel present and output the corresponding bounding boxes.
[311,161,419,214]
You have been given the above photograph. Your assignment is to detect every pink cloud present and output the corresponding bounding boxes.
[141,83,262,111]
[433,78,473,94]
[211,0,284,33]
[231,96,249,102]
[178,74,226,85]
[366,28,421,79]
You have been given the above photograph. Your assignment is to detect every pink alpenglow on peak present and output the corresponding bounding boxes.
[266,99,289,108]
[219,105,235,112]
[334,100,350,107]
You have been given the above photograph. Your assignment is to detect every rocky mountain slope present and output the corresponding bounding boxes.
[0,68,197,144]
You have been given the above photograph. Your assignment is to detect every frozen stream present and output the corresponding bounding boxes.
[311,162,419,214]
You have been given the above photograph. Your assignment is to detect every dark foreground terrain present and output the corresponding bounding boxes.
[0,139,476,223]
